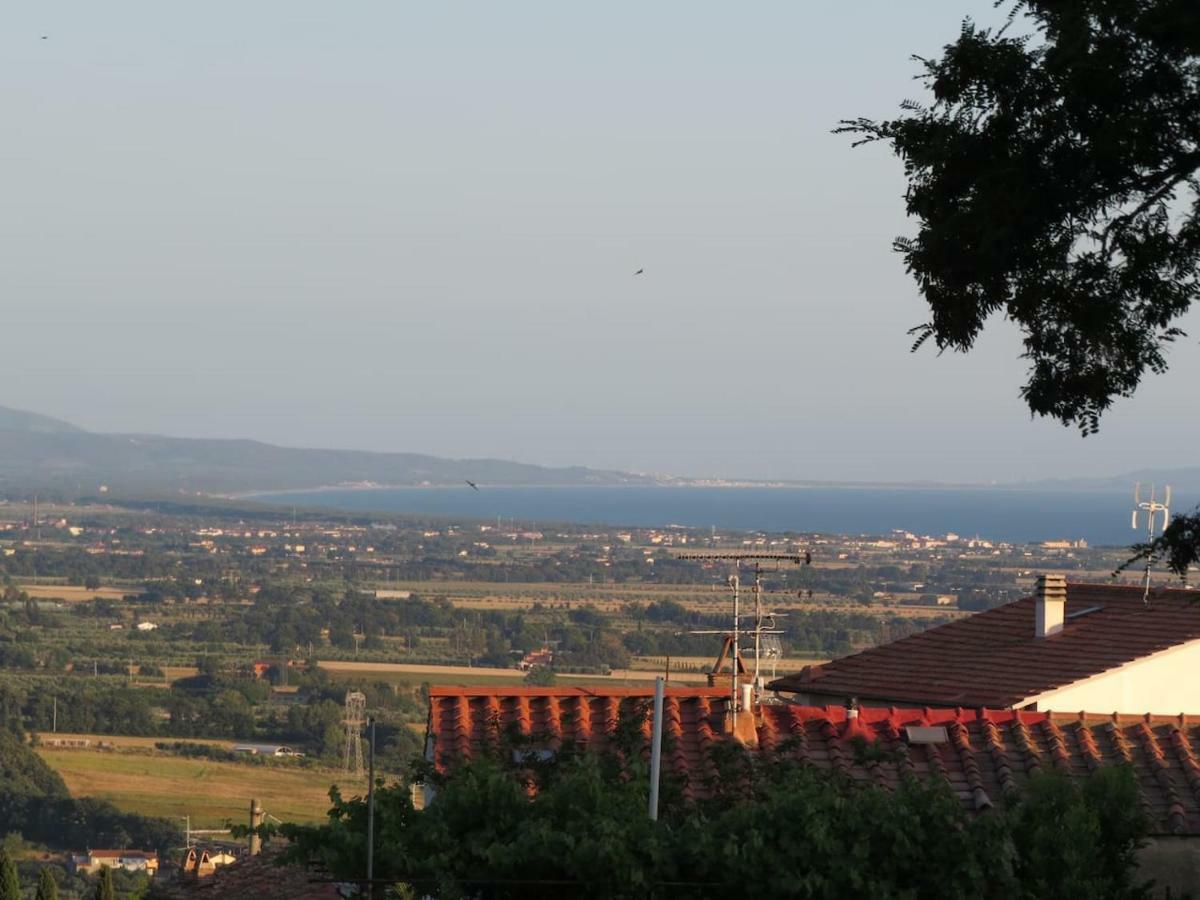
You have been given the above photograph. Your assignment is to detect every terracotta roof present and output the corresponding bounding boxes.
[427,685,1200,834]
[154,849,341,900]
[768,583,1200,707]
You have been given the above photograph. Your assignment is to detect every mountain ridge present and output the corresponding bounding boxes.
[0,405,658,495]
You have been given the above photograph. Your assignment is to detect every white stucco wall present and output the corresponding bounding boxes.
[1030,638,1200,714]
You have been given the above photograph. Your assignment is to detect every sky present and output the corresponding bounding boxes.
[3,1,1198,484]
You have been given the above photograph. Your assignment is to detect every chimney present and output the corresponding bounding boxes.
[1035,574,1067,638]
[729,683,758,746]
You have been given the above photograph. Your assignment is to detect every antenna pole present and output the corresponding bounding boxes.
[674,549,809,715]
[1133,483,1171,606]
[1144,485,1156,603]
[752,563,763,699]
[731,565,740,716]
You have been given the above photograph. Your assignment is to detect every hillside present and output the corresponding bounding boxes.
[0,406,655,495]
[1018,467,1200,495]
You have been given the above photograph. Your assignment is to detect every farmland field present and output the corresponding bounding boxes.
[317,659,715,685]
[37,748,352,828]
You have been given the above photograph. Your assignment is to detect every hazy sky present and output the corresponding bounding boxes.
[4,2,1198,483]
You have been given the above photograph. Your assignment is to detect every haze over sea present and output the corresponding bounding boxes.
[255,486,1190,547]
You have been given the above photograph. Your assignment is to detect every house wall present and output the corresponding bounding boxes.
[1032,638,1200,714]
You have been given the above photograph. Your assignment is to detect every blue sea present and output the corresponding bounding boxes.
[251,485,1192,546]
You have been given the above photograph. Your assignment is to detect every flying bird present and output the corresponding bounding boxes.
[465,480,480,491]
[634,268,643,275]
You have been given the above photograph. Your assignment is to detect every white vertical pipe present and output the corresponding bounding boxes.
[649,676,665,821]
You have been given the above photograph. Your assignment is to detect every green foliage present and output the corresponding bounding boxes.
[0,727,180,855]
[34,866,58,900]
[282,744,1152,899]
[1121,510,1200,578]
[841,0,1200,435]
[1006,766,1150,900]
[95,865,114,900]
[523,666,557,686]
[0,850,19,900]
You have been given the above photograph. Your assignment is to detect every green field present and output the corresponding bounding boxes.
[37,749,358,828]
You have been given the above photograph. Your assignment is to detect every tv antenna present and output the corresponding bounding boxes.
[675,550,809,720]
[1132,483,1171,605]
[343,691,366,776]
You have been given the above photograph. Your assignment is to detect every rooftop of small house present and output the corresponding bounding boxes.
[426,684,1200,835]
[768,581,1200,708]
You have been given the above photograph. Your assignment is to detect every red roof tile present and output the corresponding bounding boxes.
[154,849,340,900]
[426,685,1200,834]
[768,583,1200,707]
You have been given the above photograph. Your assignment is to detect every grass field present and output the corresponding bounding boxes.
[37,749,354,828]
[39,732,234,751]
[19,584,133,602]
[317,659,714,686]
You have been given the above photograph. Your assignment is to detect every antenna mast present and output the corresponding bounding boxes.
[675,550,809,719]
[1132,483,1171,605]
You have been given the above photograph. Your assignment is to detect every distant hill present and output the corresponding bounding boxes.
[0,405,656,496]
[1016,467,1200,495]
[0,406,85,435]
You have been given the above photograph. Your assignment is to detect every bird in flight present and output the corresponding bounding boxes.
[41,35,48,40]
[634,268,644,275]
[465,480,480,491]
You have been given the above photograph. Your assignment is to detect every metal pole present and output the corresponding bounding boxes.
[366,717,376,889]
[752,563,762,697]
[731,567,740,715]
[648,677,664,821]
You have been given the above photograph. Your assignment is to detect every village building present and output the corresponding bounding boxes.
[518,647,554,671]
[423,683,1200,894]
[161,849,337,899]
[769,575,1200,714]
[72,849,159,876]
[180,848,239,879]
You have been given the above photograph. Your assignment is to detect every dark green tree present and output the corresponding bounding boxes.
[34,867,58,900]
[0,850,18,900]
[842,0,1200,573]
[281,747,1151,898]
[94,865,115,900]
[523,666,557,686]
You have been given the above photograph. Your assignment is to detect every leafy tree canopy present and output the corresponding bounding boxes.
[0,851,18,900]
[34,867,58,900]
[842,0,1200,434]
[280,743,1150,899]
[94,866,114,900]
[844,0,1200,576]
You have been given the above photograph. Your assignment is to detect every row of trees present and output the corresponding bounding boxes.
[280,738,1150,899]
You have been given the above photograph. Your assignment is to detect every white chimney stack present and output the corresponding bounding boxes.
[1035,574,1068,638]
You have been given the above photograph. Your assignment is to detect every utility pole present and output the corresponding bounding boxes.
[648,677,664,821]
[366,718,376,894]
